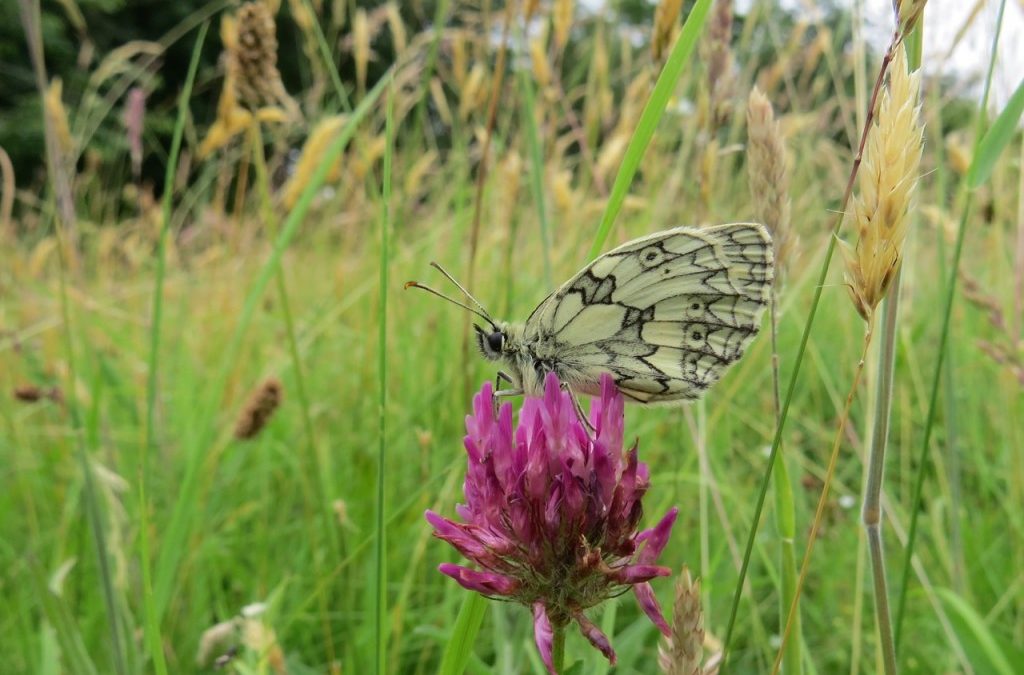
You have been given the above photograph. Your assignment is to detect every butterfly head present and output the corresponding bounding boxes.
[474,322,509,361]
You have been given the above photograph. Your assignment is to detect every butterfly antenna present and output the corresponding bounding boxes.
[427,262,495,323]
[404,280,495,326]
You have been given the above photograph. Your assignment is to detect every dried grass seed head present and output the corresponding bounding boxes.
[746,87,793,273]
[232,1,300,118]
[659,566,705,675]
[652,0,683,61]
[234,377,284,440]
[842,45,923,321]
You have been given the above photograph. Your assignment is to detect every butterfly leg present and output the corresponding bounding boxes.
[490,372,520,414]
[563,383,596,434]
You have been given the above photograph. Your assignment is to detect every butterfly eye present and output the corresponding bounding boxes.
[487,332,504,352]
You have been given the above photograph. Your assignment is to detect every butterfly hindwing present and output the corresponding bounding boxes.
[527,223,773,402]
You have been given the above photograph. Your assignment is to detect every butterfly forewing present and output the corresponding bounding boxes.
[527,223,773,403]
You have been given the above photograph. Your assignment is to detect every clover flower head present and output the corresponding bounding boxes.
[427,373,678,673]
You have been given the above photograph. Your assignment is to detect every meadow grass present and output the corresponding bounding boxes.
[2,1,1023,674]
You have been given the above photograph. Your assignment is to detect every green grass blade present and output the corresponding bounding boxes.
[140,21,207,675]
[153,70,393,621]
[439,593,489,675]
[518,58,553,290]
[375,82,395,675]
[893,0,1008,648]
[585,0,712,259]
[934,589,1016,675]
[27,562,99,675]
[967,76,1024,189]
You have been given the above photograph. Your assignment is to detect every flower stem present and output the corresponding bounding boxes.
[552,624,566,674]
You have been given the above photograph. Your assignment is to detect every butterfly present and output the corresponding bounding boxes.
[407,223,773,413]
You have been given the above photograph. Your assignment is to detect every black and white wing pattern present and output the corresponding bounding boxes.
[526,223,773,403]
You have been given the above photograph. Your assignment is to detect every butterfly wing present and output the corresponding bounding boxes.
[526,223,773,403]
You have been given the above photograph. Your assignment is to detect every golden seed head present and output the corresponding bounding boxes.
[385,2,407,55]
[658,566,704,675]
[746,87,793,273]
[552,0,574,52]
[451,32,468,89]
[945,132,971,176]
[234,377,284,440]
[281,115,346,209]
[652,0,683,61]
[353,8,370,92]
[44,78,74,159]
[843,45,923,321]
[530,27,552,89]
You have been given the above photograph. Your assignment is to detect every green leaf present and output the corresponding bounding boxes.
[935,588,1015,675]
[438,593,488,675]
[967,76,1024,189]
[586,0,713,260]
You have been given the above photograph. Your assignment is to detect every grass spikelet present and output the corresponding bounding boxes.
[233,1,300,119]
[0,147,13,237]
[945,132,971,175]
[385,2,406,55]
[353,8,370,94]
[281,115,346,209]
[403,149,438,199]
[234,377,283,440]
[841,45,923,321]
[43,78,74,160]
[658,567,704,675]
[895,0,928,34]
[746,86,792,272]
[458,63,487,120]
[429,77,453,127]
[451,32,468,90]
[701,0,734,130]
[552,0,574,54]
[529,26,552,90]
[652,0,683,62]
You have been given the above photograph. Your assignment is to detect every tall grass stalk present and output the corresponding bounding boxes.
[140,21,208,675]
[375,83,396,675]
[720,25,907,670]
[247,123,339,661]
[850,23,923,675]
[771,321,875,675]
[517,50,554,290]
[19,0,128,671]
[894,0,1009,648]
[152,72,393,621]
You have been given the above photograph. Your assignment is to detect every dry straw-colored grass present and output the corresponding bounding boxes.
[280,115,346,209]
[652,0,683,62]
[841,45,923,321]
[659,567,705,675]
[746,86,792,272]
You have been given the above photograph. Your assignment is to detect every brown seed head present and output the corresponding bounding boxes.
[232,1,300,118]
[234,377,283,440]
